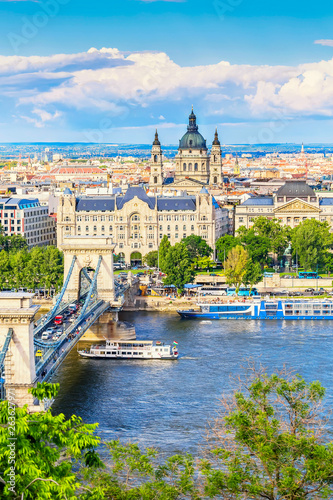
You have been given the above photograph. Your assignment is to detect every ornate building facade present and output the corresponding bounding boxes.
[57,186,228,265]
[235,181,333,232]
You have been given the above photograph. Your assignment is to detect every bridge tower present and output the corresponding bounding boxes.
[0,293,39,410]
[61,236,116,303]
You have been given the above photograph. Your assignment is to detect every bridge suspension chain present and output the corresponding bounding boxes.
[35,255,77,334]
[78,255,103,319]
[0,328,13,369]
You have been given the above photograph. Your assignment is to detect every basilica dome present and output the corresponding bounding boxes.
[179,108,207,150]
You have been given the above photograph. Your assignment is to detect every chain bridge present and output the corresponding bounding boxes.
[0,237,134,410]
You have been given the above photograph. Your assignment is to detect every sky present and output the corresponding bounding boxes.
[1,0,333,144]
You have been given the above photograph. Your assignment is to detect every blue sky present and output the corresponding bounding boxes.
[0,0,333,144]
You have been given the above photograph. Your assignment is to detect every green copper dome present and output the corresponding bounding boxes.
[179,108,207,150]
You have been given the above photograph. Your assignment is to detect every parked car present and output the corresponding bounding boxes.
[305,288,315,292]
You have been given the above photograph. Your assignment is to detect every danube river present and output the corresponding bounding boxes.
[52,312,333,455]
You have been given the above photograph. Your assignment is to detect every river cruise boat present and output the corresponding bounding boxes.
[78,339,179,359]
[178,299,333,320]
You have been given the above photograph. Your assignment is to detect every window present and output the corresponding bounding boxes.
[109,225,113,231]
[183,225,186,230]
[85,226,89,232]
[175,215,179,221]
[109,215,113,221]
[119,217,123,222]
[65,216,70,222]
[190,215,195,221]
[194,163,198,171]
[183,233,186,238]
[85,215,89,222]
[148,225,153,231]
[148,243,153,248]
[183,163,186,171]
[119,226,124,231]
[159,225,162,231]
[175,233,178,239]
[188,163,192,171]
[77,225,81,232]
[182,215,186,221]
[119,234,125,239]
[77,216,82,222]
[167,225,170,231]
[159,234,163,239]
[101,215,105,221]
[101,225,105,233]
[93,216,97,222]
[167,233,171,239]
[93,225,97,233]
[159,215,163,221]
[132,215,140,221]
[191,225,194,231]
[175,225,178,231]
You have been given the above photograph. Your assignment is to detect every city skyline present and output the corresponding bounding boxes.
[0,0,333,143]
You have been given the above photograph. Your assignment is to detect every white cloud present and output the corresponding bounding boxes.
[2,46,333,130]
[314,39,333,47]
[20,108,61,128]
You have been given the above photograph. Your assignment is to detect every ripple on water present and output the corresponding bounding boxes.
[52,313,333,455]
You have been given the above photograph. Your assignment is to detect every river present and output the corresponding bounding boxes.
[52,312,333,455]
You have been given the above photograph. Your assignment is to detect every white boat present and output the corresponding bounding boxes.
[78,339,179,360]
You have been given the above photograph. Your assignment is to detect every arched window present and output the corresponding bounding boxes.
[119,225,124,231]
[188,163,192,171]
[194,163,198,171]
[183,163,186,171]
[154,154,158,163]
[154,176,157,184]
[214,176,217,184]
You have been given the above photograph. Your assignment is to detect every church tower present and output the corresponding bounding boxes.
[174,107,210,185]
[149,130,163,188]
[209,129,223,185]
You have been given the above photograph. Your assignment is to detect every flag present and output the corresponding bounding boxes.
[173,341,178,345]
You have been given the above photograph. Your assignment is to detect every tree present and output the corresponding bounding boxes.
[224,245,249,293]
[0,383,101,499]
[250,216,291,258]
[216,235,241,264]
[238,228,271,266]
[201,367,333,500]
[182,235,212,260]
[243,260,263,290]
[163,242,195,290]
[143,250,158,268]
[196,256,215,272]
[291,219,333,271]
[159,235,171,273]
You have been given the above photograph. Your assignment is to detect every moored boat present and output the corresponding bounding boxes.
[177,299,333,320]
[78,339,179,359]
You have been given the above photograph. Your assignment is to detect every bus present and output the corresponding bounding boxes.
[54,315,63,325]
[227,287,259,297]
[298,272,318,279]
[198,287,227,296]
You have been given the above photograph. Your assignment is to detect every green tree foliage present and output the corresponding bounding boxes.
[291,219,333,271]
[243,260,263,290]
[224,245,249,293]
[182,235,212,260]
[0,246,64,291]
[82,440,197,499]
[158,235,171,273]
[143,250,158,268]
[201,368,333,500]
[162,242,195,290]
[215,234,241,264]
[0,233,27,252]
[195,256,215,271]
[237,227,271,266]
[250,216,291,258]
[0,383,101,499]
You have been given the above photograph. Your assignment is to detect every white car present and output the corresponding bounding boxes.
[41,332,50,340]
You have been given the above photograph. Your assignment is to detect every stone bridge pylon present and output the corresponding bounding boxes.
[61,236,116,303]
